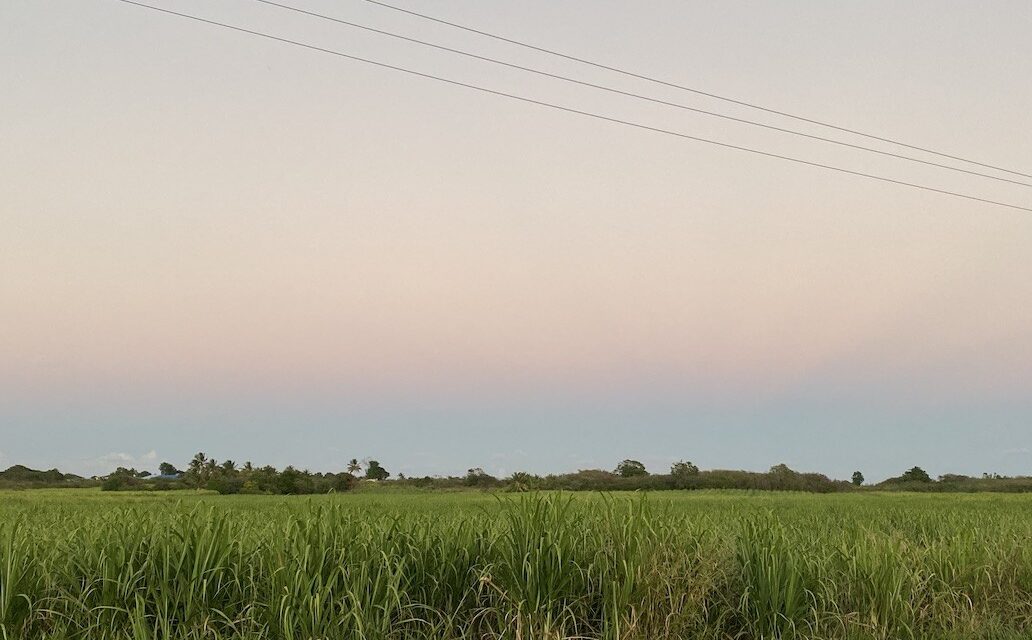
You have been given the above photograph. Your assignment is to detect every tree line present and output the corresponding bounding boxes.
[4,458,1031,494]
[100,457,858,494]
[373,462,1032,494]
[100,454,395,494]
[393,460,854,493]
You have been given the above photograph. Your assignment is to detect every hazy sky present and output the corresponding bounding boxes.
[2,0,1031,481]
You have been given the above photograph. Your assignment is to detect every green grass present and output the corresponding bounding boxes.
[1,489,1031,639]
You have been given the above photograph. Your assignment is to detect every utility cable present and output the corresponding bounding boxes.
[112,0,1032,213]
[360,0,1032,181]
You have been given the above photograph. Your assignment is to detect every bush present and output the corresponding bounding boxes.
[208,476,244,495]
[101,475,130,492]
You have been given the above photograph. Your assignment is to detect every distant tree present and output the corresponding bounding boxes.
[614,460,648,478]
[207,474,244,495]
[670,461,699,477]
[508,471,538,492]
[158,462,180,476]
[347,458,362,474]
[558,469,624,491]
[188,452,206,473]
[767,463,800,490]
[101,474,129,492]
[327,472,357,492]
[901,466,931,483]
[101,467,140,491]
[670,460,700,489]
[137,470,152,478]
[275,466,314,494]
[851,471,864,486]
[464,467,497,487]
[221,460,237,474]
[186,453,209,488]
[365,460,389,481]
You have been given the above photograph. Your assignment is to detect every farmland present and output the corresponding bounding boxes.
[2,490,1031,639]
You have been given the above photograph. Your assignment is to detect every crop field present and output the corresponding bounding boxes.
[2,490,1031,639]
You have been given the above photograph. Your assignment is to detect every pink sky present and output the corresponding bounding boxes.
[2,0,1031,478]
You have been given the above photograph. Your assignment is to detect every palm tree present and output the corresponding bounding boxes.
[347,458,362,474]
[187,452,207,488]
[204,459,218,475]
[188,452,207,475]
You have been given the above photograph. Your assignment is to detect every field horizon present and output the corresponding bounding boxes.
[5,1,1031,638]
[6,456,1032,496]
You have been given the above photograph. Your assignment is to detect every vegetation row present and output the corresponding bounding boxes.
[3,454,1031,494]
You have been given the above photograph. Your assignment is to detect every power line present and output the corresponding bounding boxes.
[112,0,1032,214]
[361,0,1032,181]
[252,0,1032,190]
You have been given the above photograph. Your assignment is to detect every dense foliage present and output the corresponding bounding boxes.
[877,472,1032,493]
[2,490,1031,639]
[395,463,852,493]
[99,454,357,495]
[7,458,1032,494]
[0,464,91,489]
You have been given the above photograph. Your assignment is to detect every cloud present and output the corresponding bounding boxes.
[82,450,161,476]
[1003,447,1030,455]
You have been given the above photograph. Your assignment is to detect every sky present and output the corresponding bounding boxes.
[2,0,1031,482]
